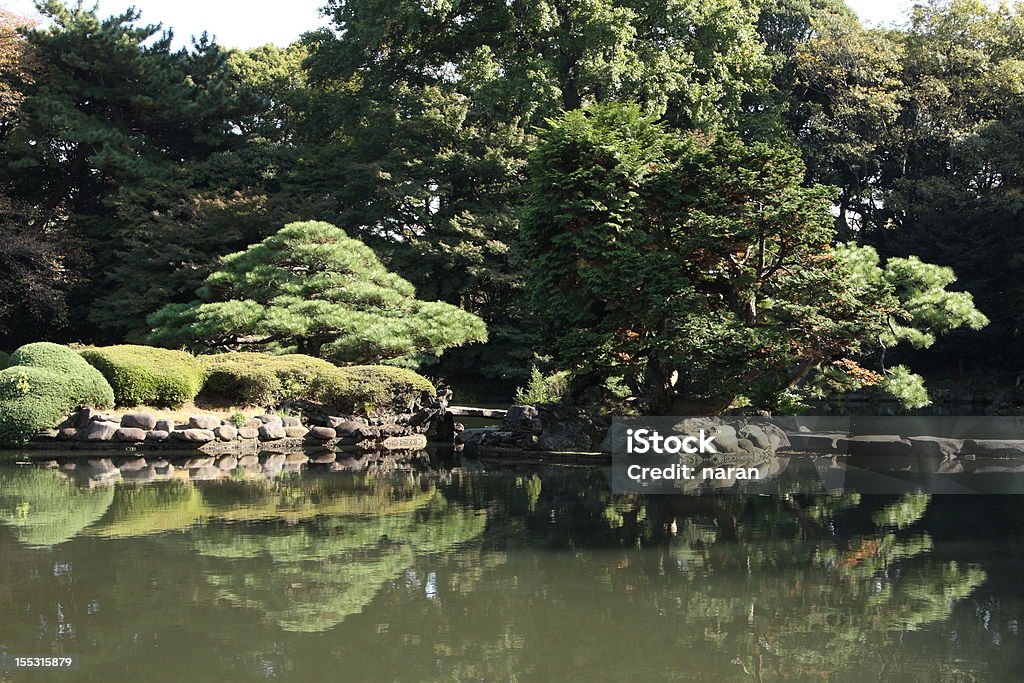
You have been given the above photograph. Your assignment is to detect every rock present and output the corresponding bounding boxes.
[380,423,408,437]
[256,414,283,426]
[216,455,238,470]
[284,425,309,438]
[115,427,148,443]
[146,430,169,442]
[738,425,772,450]
[504,405,542,434]
[333,420,372,438]
[737,438,755,453]
[535,405,598,452]
[308,426,336,441]
[57,427,78,441]
[184,457,215,469]
[310,452,337,464]
[259,424,287,441]
[285,452,309,464]
[964,439,1024,457]
[171,428,217,443]
[83,420,120,442]
[188,415,221,430]
[282,415,302,427]
[34,429,58,441]
[238,455,260,467]
[326,415,361,429]
[836,435,912,457]
[787,433,841,453]
[243,417,262,429]
[238,427,260,440]
[121,413,157,430]
[907,436,964,457]
[72,408,102,429]
[710,425,740,453]
[60,462,77,471]
[154,419,175,433]
[37,460,59,469]
[214,425,238,442]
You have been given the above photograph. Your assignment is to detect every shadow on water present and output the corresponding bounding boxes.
[0,453,1023,681]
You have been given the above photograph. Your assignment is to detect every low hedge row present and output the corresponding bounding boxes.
[0,343,115,447]
[199,352,434,414]
[79,345,205,407]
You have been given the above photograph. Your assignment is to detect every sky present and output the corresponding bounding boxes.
[0,0,948,49]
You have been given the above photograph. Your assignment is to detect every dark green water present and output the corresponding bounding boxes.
[1,458,1023,681]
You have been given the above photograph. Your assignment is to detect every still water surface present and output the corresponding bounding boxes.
[1,456,1023,681]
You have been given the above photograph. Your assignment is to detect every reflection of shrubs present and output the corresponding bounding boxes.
[199,352,434,414]
[87,481,205,538]
[311,365,434,415]
[79,345,205,407]
[0,468,114,546]
[0,343,114,446]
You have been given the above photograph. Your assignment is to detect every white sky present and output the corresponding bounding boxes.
[0,0,952,49]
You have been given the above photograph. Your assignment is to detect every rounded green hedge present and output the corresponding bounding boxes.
[198,352,338,406]
[198,352,434,414]
[79,345,204,407]
[311,365,435,415]
[0,343,115,447]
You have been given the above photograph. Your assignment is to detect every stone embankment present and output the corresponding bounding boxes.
[21,406,447,454]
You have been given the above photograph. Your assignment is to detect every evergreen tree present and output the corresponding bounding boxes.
[522,103,986,413]
[148,221,488,364]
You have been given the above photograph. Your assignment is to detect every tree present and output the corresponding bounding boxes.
[294,0,771,382]
[0,2,259,342]
[521,103,986,413]
[147,221,488,364]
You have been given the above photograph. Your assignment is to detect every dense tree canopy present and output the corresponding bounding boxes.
[521,104,986,412]
[0,0,1020,410]
[148,221,488,364]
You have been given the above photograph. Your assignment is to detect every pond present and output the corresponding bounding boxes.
[1,454,1023,681]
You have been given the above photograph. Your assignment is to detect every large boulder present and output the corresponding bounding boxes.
[121,413,157,430]
[188,415,221,430]
[83,420,120,442]
[536,405,599,452]
[171,428,216,443]
[504,405,542,434]
[308,426,336,441]
[907,436,964,457]
[114,427,148,442]
[214,425,238,442]
[258,424,287,441]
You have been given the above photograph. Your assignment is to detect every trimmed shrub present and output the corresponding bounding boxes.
[198,352,435,415]
[79,345,204,407]
[198,352,338,406]
[0,343,114,447]
[311,365,435,415]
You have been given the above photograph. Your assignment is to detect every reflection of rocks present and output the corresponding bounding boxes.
[463,404,606,452]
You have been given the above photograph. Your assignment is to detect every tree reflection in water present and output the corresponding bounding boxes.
[0,465,1019,681]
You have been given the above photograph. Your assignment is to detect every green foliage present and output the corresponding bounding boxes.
[79,344,204,407]
[148,221,488,365]
[0,468,114,546]
[0,351,8,369]
[198,352,338,406]
[198,352,434,414]
[522,103,986,413]
[0,343,114,446]
[515,368,571,405]
[228,412,247,428]
[311,365,436,415]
